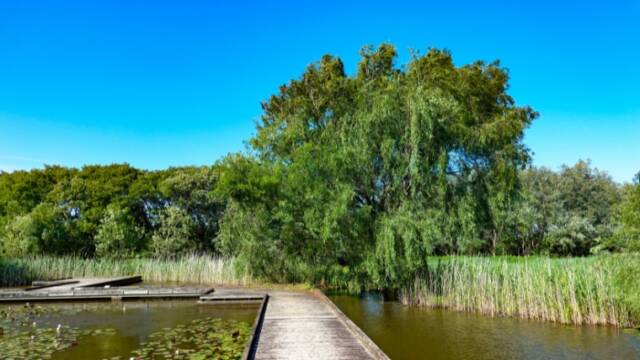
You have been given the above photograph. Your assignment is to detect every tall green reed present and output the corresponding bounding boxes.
[0,254,253,287]
[400,256,638,327]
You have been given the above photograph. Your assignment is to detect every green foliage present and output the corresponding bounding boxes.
[368,205,434,287]
[151,206,198,258]
[611,173,640,251]
[1,203,72,256]
[221,44,536,287]
[95,206,146,258]
[513,161,621,256]
[0,165,225,258]
[545,215,597,256]
[215,154,280,206]
[158,166,224,252]
[2,214,38,256]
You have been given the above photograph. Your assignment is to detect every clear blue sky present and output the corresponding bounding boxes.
[1,1,638,182]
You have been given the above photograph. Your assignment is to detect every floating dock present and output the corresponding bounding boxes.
[0,276,212,302]
[26,275,142,291]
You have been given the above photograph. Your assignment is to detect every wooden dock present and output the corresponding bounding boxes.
[0,279,389,359]
[199,288,265,303]
[26,276,142,291]
[0,276,213,302]
[249,290,389,360]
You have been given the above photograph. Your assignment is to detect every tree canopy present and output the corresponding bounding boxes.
[0,165,223,258]
[219,44,538,287]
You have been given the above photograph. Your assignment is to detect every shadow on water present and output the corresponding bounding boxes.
[328,292,640,360]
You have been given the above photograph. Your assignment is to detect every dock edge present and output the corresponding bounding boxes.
[313,290,390,360]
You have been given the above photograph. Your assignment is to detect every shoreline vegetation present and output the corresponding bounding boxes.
[0,255,252,287]
[400,255,640,327]
[2,254,639,328]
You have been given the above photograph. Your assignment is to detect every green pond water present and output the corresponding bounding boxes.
[0,300,258,359]
[329,293,640,360]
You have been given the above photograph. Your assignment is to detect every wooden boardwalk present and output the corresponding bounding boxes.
[0,276,212,302]
[26,276,142,291]
[0,287,213,302]
[252,290,389,360]
[0,279,389,359]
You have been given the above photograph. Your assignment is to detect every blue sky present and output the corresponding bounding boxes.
[1,1,638,182]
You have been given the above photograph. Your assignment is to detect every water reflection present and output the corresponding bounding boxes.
[0,300,257,360]
[329,293,640,360]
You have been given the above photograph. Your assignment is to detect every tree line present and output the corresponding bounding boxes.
[0,165,223,258]
[1,44,639,287]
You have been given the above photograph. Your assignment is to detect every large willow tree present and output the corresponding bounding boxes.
[217,44,537,288]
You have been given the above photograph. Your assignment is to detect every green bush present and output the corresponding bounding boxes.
[95,206,146,258]
[151,206,198,258]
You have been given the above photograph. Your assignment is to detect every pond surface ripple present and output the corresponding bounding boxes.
[329,292,640,360]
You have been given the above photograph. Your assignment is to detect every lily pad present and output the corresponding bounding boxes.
[132,317,250,359]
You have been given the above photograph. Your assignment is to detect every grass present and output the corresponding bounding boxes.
[2,253,638,328]
[0,254,254,287]
[399,255,640,327]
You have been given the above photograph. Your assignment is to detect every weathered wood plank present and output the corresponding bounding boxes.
[0,284,213,302]
[32,276,143,291]
[253,290,389,360]
[26,279,78,291]
[75,275,143,288]
[200,294,265,302]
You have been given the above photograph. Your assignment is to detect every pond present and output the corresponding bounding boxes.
[329,293,640,360]
[0,300,258,359]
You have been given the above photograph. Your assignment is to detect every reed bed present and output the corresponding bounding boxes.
[400,256,639,327]
[0,254,254,287]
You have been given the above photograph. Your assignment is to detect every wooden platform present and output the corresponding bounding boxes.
[249,290,389,360]
[200,288,266,303]
[0,276,213,302]
[25,276,142,291]
[0,287,214,302]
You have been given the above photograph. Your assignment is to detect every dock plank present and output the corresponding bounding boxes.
[30,276,143,291]
[0,281,213,302]
[253,291,387,360]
